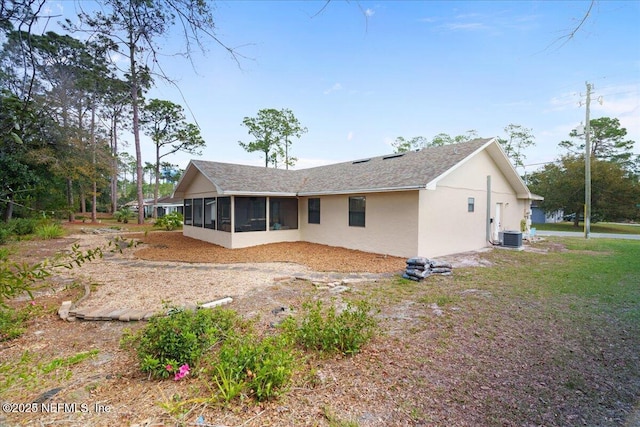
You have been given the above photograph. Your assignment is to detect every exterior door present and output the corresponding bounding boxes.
[494,202,502,241]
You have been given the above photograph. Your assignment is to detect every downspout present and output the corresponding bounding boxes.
[486,175,492,243]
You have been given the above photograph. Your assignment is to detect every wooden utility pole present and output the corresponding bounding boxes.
[584,82,592,239]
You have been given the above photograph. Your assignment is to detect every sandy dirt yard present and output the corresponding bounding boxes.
[2,229,638,427]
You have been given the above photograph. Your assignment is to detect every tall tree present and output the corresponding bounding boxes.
[391,136,428,153]
[391,131,478,153]
[497,124,535,169]
[140,99,205,218]
[71,0,238,223]
[528,155,640,225]
[559,117,635,166]
[277,108,307,170]
[239,108,306,169]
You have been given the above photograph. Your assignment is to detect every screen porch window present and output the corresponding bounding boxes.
[349,196,365,227]
[217,197,231,232]
[234,197,266,232]
[204,198,216,229]
[184,199,193,225]
[193,198,204,227]
[308,198,320,224]
[269,198,298,230]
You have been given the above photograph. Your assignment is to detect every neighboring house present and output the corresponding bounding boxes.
[173,138,542,258]
[531,201,563,224]
[124,196,183,218]
[154,196,184,217]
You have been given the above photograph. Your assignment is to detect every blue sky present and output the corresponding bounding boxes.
[51,1,640,174]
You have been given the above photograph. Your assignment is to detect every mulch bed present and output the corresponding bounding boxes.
[132,231,407,273]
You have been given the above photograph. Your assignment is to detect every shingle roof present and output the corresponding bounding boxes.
[190,160,303,195]
[175,138,518,197]
[297,138,491,194]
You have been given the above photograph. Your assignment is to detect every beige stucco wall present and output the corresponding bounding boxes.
[184,226,233,248]
[180,149,528,258]
[184,173,218,198]
[418,149,526,257]
[299,191,420,258]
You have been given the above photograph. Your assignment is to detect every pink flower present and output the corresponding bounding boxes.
[173,364,190,381]
[30,301,36,306]
[166,364,173,372]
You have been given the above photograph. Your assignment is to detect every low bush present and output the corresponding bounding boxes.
[0,302,44,341]
[35,222,64,239]
[125,307,239,379]
[281,299,379,356]
[154,212,183,231]
[0,225,10,245]
[114,207,132,223]
[213,333,295,402]
[9,218,38,236]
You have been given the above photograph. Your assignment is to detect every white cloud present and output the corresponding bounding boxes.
[443,22,489,31]
[347,131,354,141]
[364,8,375,18]
[323,83,343,95]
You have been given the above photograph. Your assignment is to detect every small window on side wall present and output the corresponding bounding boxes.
[308,198,320,224]
[468,197,475,213]
[349,196,366,227]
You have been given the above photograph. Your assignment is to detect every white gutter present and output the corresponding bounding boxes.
[297,185,424,197]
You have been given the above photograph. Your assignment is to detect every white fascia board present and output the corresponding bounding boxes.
[222,191,298,197]
[297,185,423,197]
[424,138,496,190]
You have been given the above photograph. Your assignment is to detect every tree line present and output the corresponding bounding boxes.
[528,117,640,224]
[391,119,639,223]
[0,0,223,223]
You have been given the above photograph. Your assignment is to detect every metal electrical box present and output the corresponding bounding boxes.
[502,231,523,248]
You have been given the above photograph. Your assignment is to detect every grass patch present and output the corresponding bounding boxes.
[0,350,99,393]
[533,221,640,234]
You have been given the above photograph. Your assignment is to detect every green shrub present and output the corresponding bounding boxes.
[213,333,295,402]
[114,207,132,223]
[127,307,238,379]
[0,307,28,341]
[10,218,37,236]
[0,303,42,341]
[35,222,64,239]
[154,212,183,231]
[0,225,10,245]
[282,299,379,356]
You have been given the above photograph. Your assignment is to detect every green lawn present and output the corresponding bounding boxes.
[533,221,640,234]
[363,237,640,425]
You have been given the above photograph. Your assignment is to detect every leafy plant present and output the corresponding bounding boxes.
[0,305,34,341]
[1,349,98,392]
[9,218,37,236]
[114,207,132,223]
[0,224,12,245]
[128,307,238,379]
[213,333,295,402]
[154,212,183,231]
[282,299,379,356]
[35,222,64,239]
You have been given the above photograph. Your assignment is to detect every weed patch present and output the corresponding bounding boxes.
[281,299,379,356]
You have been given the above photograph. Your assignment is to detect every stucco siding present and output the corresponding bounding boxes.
[183,226,232,248]
[418,149,526,257]
[184,173,218,197]
[300,191,419,258]
[231,229,301,248]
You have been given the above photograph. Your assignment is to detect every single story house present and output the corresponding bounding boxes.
[173,138,542,258]
[531,201,562,224]
[154,196,184,217]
